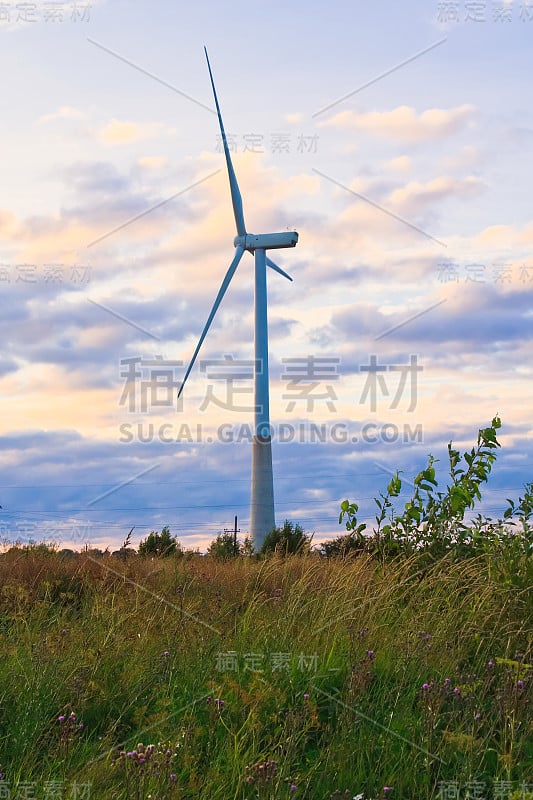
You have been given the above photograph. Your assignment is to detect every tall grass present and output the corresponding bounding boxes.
[0,546,531,798]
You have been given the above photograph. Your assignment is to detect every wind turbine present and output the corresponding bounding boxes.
[178,48,298,550]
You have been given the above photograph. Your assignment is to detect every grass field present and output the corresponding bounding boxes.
[0,544,531,799]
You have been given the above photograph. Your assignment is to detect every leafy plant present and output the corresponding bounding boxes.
[206,531,254,559]
[260,520,312,555]
[138,526,181,558]
[337,416,531,562]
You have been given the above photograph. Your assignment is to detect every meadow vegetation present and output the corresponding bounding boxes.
[0,417,531,799]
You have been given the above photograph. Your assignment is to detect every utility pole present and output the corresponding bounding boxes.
[224,515,240,556]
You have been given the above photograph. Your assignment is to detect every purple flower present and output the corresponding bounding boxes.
[170,773,177,782]
[162,650,170,657]
[384,787,393,794]
[422,683,431,691]
[366,650,375,660]
[290,785,297,792]
[58,715,65,722]
[303,693,310,700]
[453,687,461,696]
[517,680,524,689]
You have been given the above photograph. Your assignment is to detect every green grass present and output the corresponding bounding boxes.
[0,547,531,799]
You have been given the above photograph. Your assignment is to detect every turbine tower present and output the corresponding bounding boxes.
[178,48,298,550]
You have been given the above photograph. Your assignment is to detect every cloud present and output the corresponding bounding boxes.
[38,106,86,125]
[321,104,477,143]
[388,175,484,216]
[137,156,169,170]
[97,119,176,145]
[385,156,412,173]
[285,113,304,124]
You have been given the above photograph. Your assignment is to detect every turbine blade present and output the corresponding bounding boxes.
[266,256,293,282]
[178,245,245,398]
[204,47,246,237]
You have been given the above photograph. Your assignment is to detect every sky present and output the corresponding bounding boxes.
[1,0,532,552]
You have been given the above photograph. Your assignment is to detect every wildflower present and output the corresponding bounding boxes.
[517,680,524,689]
[170,774,177,782]
[453,687,461,696]
[290,785,297,792]
[58,715,65,722]
[303,693,310,700]
[162,650,170,658]
[214,697,225,709]
[383,788,393,794]
[422,683,430,690]
[366,650,375,660]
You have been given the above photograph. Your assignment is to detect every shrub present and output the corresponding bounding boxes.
[260,520,312,555]
[138,526,182,558]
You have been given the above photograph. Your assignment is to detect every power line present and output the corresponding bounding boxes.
[0,471,380,490]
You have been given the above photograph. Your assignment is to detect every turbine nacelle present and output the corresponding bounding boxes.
[234,232,298,251]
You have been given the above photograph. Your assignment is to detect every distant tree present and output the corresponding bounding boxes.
[319,532,367,558]
[241,535,255,556]
[138,526,181,558]
[207,532,239,559]
[260,520,311,556]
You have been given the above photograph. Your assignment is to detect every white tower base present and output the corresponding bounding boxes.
[250,434,275,551]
